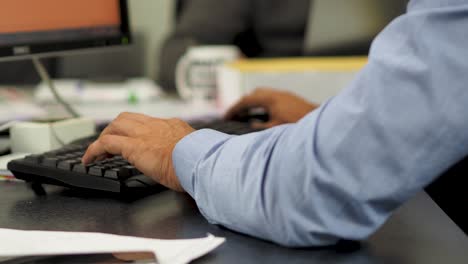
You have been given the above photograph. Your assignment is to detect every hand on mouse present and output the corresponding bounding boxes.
[225,88,319,129]
[82,112,195,192]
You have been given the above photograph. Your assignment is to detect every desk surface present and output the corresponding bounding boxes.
[0,182,467,264]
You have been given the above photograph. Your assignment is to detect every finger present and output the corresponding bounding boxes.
[100,112,165,137]
[99,117,144,138]
[224,94,271,120]
[252,87,275,95]
[251,120,282,129]
[115,112,156,124]
[82,135,135,164]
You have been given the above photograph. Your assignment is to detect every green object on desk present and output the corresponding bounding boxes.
[122,36,129,45]
[128,91,138,104]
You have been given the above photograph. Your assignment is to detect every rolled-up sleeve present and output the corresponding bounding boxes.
[173,0,468,247]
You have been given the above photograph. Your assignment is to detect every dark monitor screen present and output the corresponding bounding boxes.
[0,0,130,60]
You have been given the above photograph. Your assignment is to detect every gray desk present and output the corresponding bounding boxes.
[0,181,467,263]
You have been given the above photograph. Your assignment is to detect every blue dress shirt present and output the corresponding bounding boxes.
[173,0,468,247]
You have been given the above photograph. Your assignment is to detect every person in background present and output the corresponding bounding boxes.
[84,0,468,247]
[158,0,311,92]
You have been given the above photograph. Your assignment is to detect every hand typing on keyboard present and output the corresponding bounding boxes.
[8,115,261,195]
[80,89,318,193]
[82,112,195,192]
[8,90,313,195]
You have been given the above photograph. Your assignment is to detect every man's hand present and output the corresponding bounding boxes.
[82,112,195,192]
[225,88,319,129]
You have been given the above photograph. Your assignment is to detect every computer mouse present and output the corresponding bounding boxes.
[229,107,270,123]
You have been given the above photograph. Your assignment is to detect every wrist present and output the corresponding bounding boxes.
[172,129,233,197]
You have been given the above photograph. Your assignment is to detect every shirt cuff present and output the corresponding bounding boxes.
[172,129,232,197]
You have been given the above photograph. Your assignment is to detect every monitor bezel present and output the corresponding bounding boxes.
[0,0,131,61]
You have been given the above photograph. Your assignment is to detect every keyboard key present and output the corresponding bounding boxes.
[89,166,106,176]
[123,165,141,175]
[70,151,85,156]
[72,164,89,174]
[43,158,59,167]
[58,160,81,171]
[103,168,120,180]
[121,165,140,176]
[24,155,43,164]
[125,179,146,188]
[111,167,132,180]
[62,154,75,160]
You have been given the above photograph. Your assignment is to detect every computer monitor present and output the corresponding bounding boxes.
[0,0,131,62]
[304,0,408,55]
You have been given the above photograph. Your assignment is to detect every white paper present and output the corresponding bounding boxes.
[35,78,162,103]
[0,228,224,264]
[0,102,48,124]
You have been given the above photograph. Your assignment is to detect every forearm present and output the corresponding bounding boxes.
[174,126,303,244]
[173,0,468,247]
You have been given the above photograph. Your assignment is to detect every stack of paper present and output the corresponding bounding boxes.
[217,56,368,109]
[0,228,224,264]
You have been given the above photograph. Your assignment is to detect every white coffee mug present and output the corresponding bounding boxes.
[176,45,241,101]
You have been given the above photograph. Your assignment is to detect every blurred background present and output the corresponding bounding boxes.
[0,0,407,87]
[0,0,409,127]
[0,0,173,84]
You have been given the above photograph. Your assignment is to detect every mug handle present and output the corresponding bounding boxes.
[175,55,193,100]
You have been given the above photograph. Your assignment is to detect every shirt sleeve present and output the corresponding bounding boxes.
[173,0,468,247]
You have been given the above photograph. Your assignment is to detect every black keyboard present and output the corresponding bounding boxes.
[7,120,261,196]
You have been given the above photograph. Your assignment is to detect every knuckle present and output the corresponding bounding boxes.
[104,122,116,134]
[86,141,99,154]
[116,113,125,120]
[117,112,132,120]
[253,87,264,92]
[131,127,140,135]
[240,94,252,102]
[282,90,294,96]
[124,140,141,164]
[170,118,185,125]
[86,142,96,152]
[255,87,270,94]
[122,145,134,163]
[100,134,113,145]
